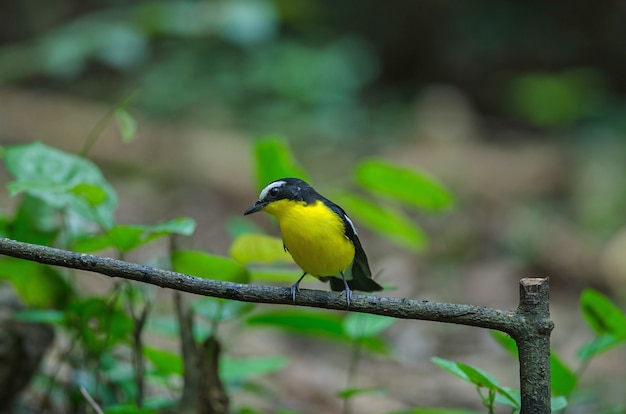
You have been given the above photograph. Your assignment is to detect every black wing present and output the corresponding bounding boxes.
[322,198,382,292]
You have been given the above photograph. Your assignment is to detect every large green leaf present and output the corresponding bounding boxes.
[229,233,293,264]
[192,297,255,322]
[74,217,196,253]
[10,195,59,245]
[172,250,250,283]
[13,309,66,324]
[490,331,576,396]
[247,309,346,340]
[333,192,427,251]
[253,137,309,190]
[388,409,484,414]
[490,331,518,355]
[104,405,157,414]
[0,257,74,308]
[580,289,626,337]
[356,159,454,212]
[577,333,624,361]
[248,267,301,283]
[431,357,518,407]
[550,352,576,396]
[143,347,183,376]
[4,142,118,228]
[342,313,396,340]
[220,355,287,384]
[508,69,604,128]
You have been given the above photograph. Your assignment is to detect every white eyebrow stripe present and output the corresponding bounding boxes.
[259,180,286,200]
[344,214,357,236]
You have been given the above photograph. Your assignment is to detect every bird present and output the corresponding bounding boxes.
[244,178,383,305]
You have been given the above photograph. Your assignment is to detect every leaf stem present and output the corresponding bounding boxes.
[79,88,140,157]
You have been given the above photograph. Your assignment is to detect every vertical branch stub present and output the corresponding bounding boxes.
[516,278,553,414]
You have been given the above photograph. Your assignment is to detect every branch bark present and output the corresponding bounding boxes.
[515,278,554,414]
[0,237,552,413]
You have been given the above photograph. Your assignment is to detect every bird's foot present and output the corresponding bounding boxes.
[290,283,300,302]
[342,287,353,308]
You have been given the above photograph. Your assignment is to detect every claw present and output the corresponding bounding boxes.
[290,283,300,302]
[291,272,307,302]
[341,271,352,308]
[342,287,353,307]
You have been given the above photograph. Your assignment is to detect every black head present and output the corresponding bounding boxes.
[244,178,316,215]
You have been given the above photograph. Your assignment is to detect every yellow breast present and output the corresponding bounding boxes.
[264,199,355,277]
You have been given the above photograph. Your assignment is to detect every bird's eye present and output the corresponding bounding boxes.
[269,187,280,197]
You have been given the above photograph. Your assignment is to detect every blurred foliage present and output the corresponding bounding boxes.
[2,0,626,412]
[3,0,624,145]
[248,137,453,253]
[0,139,435,412]
[434,288,626,413]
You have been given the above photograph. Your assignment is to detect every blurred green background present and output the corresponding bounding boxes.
[1,0,626,412]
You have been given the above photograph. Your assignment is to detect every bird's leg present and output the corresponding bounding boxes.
[291,272,307,302]
[340,271,352,307]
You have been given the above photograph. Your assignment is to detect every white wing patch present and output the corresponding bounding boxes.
[259,180,286,200]
[344,214,357,236]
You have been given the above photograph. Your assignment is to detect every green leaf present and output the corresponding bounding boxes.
[431,356,472,382]
[491,331,577,396]
[0,257,74,308]
[143,347,183,376]
[508,69,604,128]
[356,159,454,212]
[65,297,133,351]
[220,355,287,383]
[102,225,146,252]
[10,195,59,245]
[494,387,521,409]
[104,405,156,414]
[229,233,294,264]
[337,387,386,399]
[333,193,427,251]
[388,410,484,414]
[551,396,568,411]
[431,357,518,406]
[343,313,396,339]
[490,331,518,355]
[577,333,624,360]
[74,217,196,253]
[226,217,264,239]
[551,352,576,396]
[580,289,626,337]
[115,108,138,143]
[247,309,347,341]
[4,142,118,228]
[254,137,309,191]
[172,250,250,283]
[248,267,302,283]
[70,183,108,206]
[13,309,66,324]
[192,297,255,322]
[147,316,180,337]
[457,364,500,389]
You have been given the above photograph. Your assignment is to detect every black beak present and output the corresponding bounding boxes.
[244,201,266,215]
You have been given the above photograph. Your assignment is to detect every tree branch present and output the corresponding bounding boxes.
[0,237,552,413]
[0,237,518,334]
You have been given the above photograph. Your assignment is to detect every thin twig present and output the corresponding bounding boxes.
[80,386,104,414]
[79,88,139,157]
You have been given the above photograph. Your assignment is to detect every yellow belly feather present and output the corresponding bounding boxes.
[264,199,355,277]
